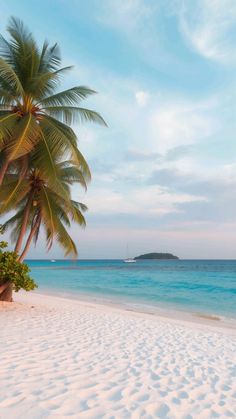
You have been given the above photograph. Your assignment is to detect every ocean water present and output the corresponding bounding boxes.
[26,259,236,319]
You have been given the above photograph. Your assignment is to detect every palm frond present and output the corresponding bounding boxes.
[29,69,65,99]
[39,185,56,249]
[0,179,30,214]
[3,205,25,242]
[0,88,16,106]
[5,113,40,159]
[0,58,23,96]
[56,161,88,187]
[71,200,88,212]
[39,86,97,107]
[71,147,91,181]
[31,140,71,199]
[3,208,24,231]
[68,202,86,226]
[40,116,91,180]
[43,105,107,126]
[39,42,61,72]
[40,115,75,156]
[0,112,19,143]
[54,218,78,256]
[0,34,14,65]
[7,16,37,66]
[7,17,34,47]
[31,127,58,181]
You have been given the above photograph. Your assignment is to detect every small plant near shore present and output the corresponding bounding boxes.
[0,227,37,301]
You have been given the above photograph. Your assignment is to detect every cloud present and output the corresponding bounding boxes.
[84,184,206,218]
[69,60,226,241]
[148,168,184,186]
[164,145,195,161]
[97,0,156,35]
[135,90,150,107]
[148,99,218,153]
[147,165,236,224]
[92,0,190,72]
[124,148,161,162]
[71,61,216,162]
[179,0,236,62]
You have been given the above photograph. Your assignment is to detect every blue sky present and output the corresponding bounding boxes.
[2,0,236,259]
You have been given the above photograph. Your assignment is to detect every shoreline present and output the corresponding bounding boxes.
[30,289,236,331]
[27,258,236,326]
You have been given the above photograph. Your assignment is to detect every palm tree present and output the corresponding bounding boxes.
[0,17,106,185]
[1,159,88,261]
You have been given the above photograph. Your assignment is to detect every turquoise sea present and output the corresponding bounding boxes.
[26,259,236,319]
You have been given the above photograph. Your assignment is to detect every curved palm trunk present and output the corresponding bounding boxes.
[14,193,33,254]
[18,216,40,262]
[0,281,13,302]
[0,156,10,186]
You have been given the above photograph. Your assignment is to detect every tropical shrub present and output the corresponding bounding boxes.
[0,227,37,301]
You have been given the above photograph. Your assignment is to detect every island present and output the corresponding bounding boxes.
[134,252,179,260]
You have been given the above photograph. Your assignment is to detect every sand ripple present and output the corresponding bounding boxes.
[0,293,235,418]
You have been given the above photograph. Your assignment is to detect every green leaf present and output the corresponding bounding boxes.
[43,105,107,126]
[0,58,23,96]
[5,113,40,159]
[39,86,97,107]
[0,178,30,214]
[0,111,19,143]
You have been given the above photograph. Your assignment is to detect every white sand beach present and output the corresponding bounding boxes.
[0,292,236,419]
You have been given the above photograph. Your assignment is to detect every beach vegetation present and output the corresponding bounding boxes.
[0,226,37,301]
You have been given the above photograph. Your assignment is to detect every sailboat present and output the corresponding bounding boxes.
[123,245,136,263]
[124,258,136,263]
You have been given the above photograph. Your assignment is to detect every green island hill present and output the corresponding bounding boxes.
[134,253,179,260]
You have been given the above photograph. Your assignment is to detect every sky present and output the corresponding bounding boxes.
[1,0,236,259]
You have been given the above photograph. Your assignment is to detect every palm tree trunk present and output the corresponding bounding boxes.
[0,281,13,301]
[18,216,40,262]
[0,155,9,186]
[14,193,33,254]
